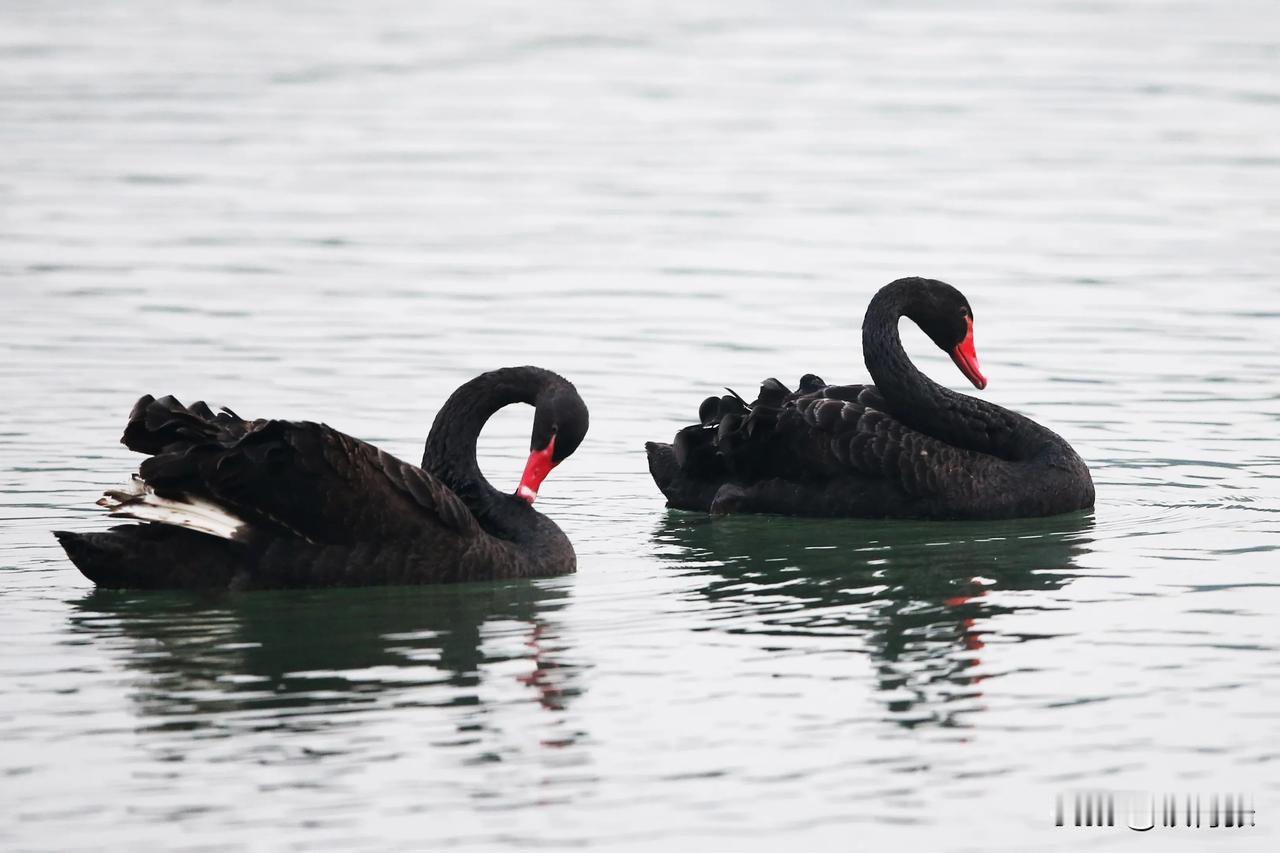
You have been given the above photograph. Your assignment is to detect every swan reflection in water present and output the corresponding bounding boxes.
[653,510,1094,727]
[67,579,582,747]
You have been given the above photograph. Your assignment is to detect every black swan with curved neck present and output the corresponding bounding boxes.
[55,366,589,589]
[646,278,1094,520]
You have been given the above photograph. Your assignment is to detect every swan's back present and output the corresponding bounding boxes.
[647,373,1094,520]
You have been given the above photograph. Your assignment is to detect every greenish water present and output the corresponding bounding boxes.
[3,1,1279,850]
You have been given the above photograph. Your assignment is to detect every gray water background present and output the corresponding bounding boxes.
[2,1,1279,850]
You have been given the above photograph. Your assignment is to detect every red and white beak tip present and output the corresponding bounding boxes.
[516,435,557,505]
[951,316,988,390]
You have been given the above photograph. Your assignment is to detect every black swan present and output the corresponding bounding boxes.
[55,366,589,589]
[646,277,1094,520]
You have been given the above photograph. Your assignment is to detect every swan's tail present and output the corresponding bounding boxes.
[53,526,245,589]
[645,438,724,513]
[645,375,823,511]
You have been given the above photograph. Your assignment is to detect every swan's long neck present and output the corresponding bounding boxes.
[421,367,554,523]
[861,283,1049,460]
[862,286,945,423]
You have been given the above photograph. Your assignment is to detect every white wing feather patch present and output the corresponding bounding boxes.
[98,476,245,541]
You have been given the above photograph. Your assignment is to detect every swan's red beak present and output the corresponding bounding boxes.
[950,316,987,390]
[517,436,557,504]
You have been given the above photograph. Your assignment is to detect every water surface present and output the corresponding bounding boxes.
[2,1,1279,850]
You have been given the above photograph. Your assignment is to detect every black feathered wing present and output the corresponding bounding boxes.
[783,384,990,498]
[122,395,479,544]
[683,376,989,500]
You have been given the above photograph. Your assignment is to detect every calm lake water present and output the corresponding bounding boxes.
[3,1,1279,850]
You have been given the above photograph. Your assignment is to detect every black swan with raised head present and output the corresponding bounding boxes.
[646,277,1094,520]
[55,366,589,589]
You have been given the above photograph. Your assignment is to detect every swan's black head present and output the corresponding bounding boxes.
[517,381,589,504]
[890,277,987,390]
